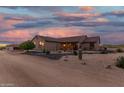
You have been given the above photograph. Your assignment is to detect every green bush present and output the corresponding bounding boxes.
[19,40,35,50]
[116,48,123,52]
[116,56,124,68]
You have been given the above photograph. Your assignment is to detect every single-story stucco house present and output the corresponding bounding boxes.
[31,35,100,51]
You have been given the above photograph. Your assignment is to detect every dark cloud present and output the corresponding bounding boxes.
[54,13,100,22]
[102,11,124,17]
[3,14,40,21]
[67,21,124,27]
[26,6,63,12]
[14,20,53,29]
[54,16,86,21]
[0,6,63,13]
[4,16,25,21]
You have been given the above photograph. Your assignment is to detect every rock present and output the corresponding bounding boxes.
[63,56,68,61]
[81,62,86,65]
[64,59,68,61]
[105,65,112,69]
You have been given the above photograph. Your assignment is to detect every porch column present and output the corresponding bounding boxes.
[77,42,81,49]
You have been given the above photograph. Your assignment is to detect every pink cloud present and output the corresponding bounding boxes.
[55,12,100,20]
[4,19,24,28]
[0,15,4,21]
[79,6,94,11]
[38,27,96,38]
[94,18,109,22]
[0,26,98,42]
[0,14,24,30]
[0,29,36,41]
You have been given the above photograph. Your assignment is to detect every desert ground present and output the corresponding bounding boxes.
[0,50,124,87]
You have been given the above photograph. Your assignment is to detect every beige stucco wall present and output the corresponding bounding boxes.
[94,42,100,50]
[45,42,60,51]
[32,36,100,51]
[32,37,45,50]
[81,43,90,50]
[32,37,60,51]
[81,42,100,50]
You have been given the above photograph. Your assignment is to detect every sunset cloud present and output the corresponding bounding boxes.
[0,27,97,41]
[56,12,100,18]
[55,12,100,21]
[38,27,96,38]
[0,14,24,32]
[0,29,36,41]
[79,6,94,11]
[95,18,109,22]
[102,10,124,17]
[0,6,124,44]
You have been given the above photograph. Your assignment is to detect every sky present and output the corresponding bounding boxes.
[0,6,124,44]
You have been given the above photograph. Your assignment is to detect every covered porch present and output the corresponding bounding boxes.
[59,42,78,51]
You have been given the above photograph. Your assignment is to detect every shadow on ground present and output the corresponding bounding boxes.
[25,51,73,60]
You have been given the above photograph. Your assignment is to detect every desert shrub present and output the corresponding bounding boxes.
[73,50,78,55]
[116,56,124,68]
[116,48,123,52]
[0,47,5,50]
[19,40,35,51]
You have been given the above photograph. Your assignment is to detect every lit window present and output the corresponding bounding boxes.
[63,44,66,47]
[33,42,36,45]
[39,41,44,46]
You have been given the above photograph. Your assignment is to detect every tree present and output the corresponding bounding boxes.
[19,40,35,50]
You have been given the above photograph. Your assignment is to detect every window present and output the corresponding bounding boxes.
[33,42,36,45]
[39,41,44,46]
[63,44,66,47]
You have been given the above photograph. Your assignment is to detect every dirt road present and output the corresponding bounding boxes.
[0,50,124,87]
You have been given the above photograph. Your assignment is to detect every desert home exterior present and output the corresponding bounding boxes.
[32,35,100,51]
